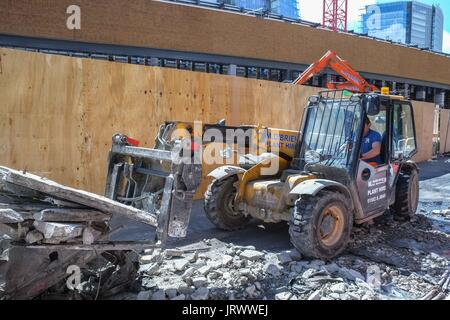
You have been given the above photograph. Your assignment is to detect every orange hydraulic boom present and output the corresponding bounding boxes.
[294,50,379,93]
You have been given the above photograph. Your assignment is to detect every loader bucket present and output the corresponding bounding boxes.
[104,133,202,242]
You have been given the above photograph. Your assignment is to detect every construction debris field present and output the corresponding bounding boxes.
[99,158,450,301]
[1,158,450,300]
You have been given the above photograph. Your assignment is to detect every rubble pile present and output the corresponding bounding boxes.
[1,164,450,300]
[135,213,450,301]
[0,167,152,299]
[0,202,110,247]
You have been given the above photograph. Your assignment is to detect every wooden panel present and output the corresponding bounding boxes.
[0,48,319,196]
[412,101,436,163]
[440,109,450,154]
[0,0,450,86]
[0,47,85,187]
[0,48,438,199]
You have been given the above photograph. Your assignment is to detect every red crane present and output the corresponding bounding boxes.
[294,50,379,93]
[323,0,348,32]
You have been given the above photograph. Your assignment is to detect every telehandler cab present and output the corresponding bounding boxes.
[205,90,419,260]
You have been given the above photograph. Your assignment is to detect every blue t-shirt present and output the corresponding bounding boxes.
[361,129,382,164]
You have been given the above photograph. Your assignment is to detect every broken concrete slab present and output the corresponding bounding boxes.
[140,252,163,264]
[239,249,265,261]
[222,255,233,267]
[33,208,109,222]
[164,249,184,257]
[288,249,302,261]
[0,223,27,240]
[322,263,341,275]
[275,292,293,300]
[339,267,365,282]
[177,283,195,295]
[182,267,196,280]
[307,289,322,300]
[191,287,209,300]
[245,284,259,298]
[330,282,347,294]
[198,265,212,276]
[25,230,44,244]
[33,221,83,240]
[265,263,282,277]
[164,287,178,299]
[173,259,189,272]
[0,223,20,240]
[41,197,87,209]
[192,277,207,288]
[139,262,160,276]
[0,209,24,224]
[1,167,157,226]
[82,227,102,245]
[277,251,293,265]
[151,289,166,300]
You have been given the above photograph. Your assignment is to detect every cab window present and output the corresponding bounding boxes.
[392,102,417,159]
[367,109,387,165]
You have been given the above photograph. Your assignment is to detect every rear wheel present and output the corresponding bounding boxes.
[289,191,353,260]
[204,177,250,231]
[392,168,419,220]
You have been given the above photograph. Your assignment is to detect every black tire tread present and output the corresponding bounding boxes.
[204,177,250,231]
[289,191,353,260]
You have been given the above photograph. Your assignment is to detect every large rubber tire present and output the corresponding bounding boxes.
[289,191,353,260]
[204,177,250,231]
[391,168,419,220]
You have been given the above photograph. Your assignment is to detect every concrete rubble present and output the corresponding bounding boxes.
[134,212,450,301]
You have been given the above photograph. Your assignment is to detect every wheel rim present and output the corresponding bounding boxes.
[224,189,240,217]
[318,204,345,247]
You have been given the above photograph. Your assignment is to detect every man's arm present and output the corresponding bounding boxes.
[361,142,381,160]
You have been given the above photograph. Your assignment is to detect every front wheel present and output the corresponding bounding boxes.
[204,177,250,231]
[289,191,353,260]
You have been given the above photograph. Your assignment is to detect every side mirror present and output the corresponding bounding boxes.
[364,95,381,116]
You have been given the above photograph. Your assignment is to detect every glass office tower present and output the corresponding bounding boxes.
[361,1,443,52]
[225,0,300,19]
[270,0,300,18]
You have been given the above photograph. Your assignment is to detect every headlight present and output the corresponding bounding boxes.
[305,150,321,164]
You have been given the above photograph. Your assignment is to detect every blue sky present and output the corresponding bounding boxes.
[299,0,450,53]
